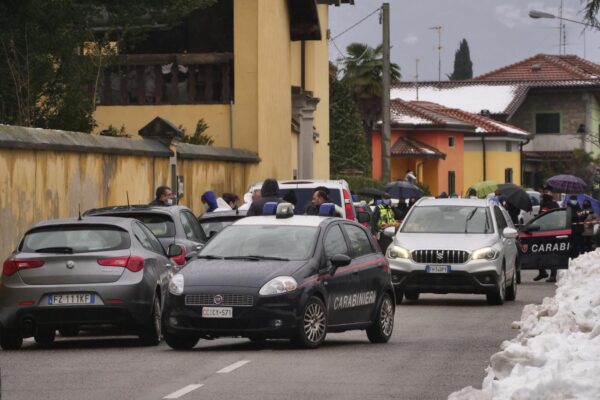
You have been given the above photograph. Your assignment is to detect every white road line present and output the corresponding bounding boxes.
[163,384,204,399]
[217,360,251,374]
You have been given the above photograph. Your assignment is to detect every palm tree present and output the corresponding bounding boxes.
[584,0,600,27]
[340,43,401,147]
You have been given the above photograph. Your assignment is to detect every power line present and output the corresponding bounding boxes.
[331,38,346,60]
[329,6,381,42]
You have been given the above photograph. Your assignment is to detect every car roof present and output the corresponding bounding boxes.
[198,210,247,220]
[416,197,493,207]
[248,179,349,191]
[29,216,135,230]
[233,215,334,227]
[84,204,190,216]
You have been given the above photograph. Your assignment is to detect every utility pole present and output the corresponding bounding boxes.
[415,58,420,101]
[381,2,391,183]
[429,26,442,81]
[559,0,564,55]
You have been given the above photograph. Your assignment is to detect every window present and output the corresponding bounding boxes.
[493,207,507,232]
[505,142,512,152]
[532,209,567,231]
[324,225,349,259]
[180,211,205,242]
[448,171,456,195]
[343,225,373,258]
[137,223,166,254]
[448,136,455,148]
[535,113,560,134]
[402,206,493,234]
[21,226,130,253]
[505,168,513,183]
[132,223,155,252]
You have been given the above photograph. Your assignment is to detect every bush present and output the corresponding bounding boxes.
[333,175,385,193]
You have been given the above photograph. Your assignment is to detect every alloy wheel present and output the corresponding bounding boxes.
[303,303,326,344]
[379,297,394,337]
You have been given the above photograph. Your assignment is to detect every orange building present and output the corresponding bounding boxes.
[372,100,531,196]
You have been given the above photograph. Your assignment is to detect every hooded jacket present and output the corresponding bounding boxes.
[247,179,281,216]
[201,191,218,212]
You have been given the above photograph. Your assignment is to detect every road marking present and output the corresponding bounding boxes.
[163,384,204,399]
[217,360,251,374]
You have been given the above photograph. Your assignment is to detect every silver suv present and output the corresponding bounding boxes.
[385,198,518,305]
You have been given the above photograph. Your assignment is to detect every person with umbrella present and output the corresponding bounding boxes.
[533,188,560,282]
[567,194,584,260]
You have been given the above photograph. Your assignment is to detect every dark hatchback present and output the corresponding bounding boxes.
[163,207,395,349]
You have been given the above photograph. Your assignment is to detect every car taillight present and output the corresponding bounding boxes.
[171,244,187,266]
[2,259,45,277]
[97,256,144,273]
[343,189,355,221]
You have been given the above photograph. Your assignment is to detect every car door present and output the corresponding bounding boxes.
[132,222,169,292]
[518,208,571,269]
[179,210,206,259]
[339,223,382,322]
[494,206,517,276]
[321,223,354,326]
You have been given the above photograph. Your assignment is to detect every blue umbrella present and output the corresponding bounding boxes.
[546,175,587,193]
[561,194,600,215]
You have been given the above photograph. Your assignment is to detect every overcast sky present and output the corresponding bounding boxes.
[329,0,600,81]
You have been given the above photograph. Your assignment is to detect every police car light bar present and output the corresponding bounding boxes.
[276,203,294,219]
[263,202,278,215]
[318,203,336,217]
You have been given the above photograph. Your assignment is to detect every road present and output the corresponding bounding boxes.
[0,271,556,400]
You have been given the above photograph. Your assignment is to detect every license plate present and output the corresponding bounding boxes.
[425,265,451,274]
[202,307,233,319]
[48,293,95,305]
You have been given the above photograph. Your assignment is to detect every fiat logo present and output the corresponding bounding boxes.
[213,295,223,305]
[436,251,444,261]
[66,260,75,269]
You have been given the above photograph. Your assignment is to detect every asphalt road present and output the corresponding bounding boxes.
[0,271,556,400]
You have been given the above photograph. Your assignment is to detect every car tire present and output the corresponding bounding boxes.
[164,331,199,350]
[394,288,404,305]
[404,291,419,301]
[34,327,56,346]
[59,327,79,337]
[506,269,517,301]
[515,257,522,284]
[139,296,162,346]
[366,293,394,343]
[487,267,506,305]
[293,296,327,349]
[0,329,23,350]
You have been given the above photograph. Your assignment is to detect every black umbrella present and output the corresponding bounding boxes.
[357,187,388,198]
[497,183,532,212]
[383,181,424,199]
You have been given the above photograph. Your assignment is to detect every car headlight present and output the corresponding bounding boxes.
[259,276,297,296]
[387,246,411,259]
[471,247,499,261]
[169,273,184,295]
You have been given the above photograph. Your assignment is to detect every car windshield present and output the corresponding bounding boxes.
[401,206,493,234]
[200,225,319,260]
[97,213,175,238]
[278,189,342,215]
[21,225,131,253]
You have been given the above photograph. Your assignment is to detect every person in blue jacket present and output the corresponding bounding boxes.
[201,190,218,213]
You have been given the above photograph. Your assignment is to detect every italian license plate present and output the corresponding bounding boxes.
[425,265,451,274]
[48,293,94,305]
[202,307,233,319]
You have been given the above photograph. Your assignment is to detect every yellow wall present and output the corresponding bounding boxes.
[464,151,484,193]
[464,150,521,192]
[0,148,251,260]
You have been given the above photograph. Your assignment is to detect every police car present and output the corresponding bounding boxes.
[162,203,394,349]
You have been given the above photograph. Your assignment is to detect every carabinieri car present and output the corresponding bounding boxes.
[162,202,395,349]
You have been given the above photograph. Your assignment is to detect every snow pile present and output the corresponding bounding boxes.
[449,250,600,400]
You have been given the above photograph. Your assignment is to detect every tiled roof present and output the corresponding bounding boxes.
[522,151,574,161]
[474,54,600,81]
[390,99,532,138]
[391,136,446,159]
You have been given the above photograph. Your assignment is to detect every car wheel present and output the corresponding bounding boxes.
[404,291,419,301]
[515,257,522,284]
[506,268,517,301]
[487,268,506,305]
[294,296,327,349]
[139,296,162,346]
[366,293,394,343]
[34,327,56,346]
[0,329,23,350]
[164,331,199,350]
[394,288,404,305]
[59,326,79,337]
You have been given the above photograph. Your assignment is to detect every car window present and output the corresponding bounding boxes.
[494,207,507,232]
[401,206,493,234]
[180,211,205,242]
[324,225,349,259]
[21,225,130,253]
[94,212,175,238]
[343,224,373,258]
[132,223,155,252]
[278,188,342,215]
[531,209,567,231]
[138,222,166,254]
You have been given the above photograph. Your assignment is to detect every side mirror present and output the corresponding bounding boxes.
[524,224,541,233]
[357,211,371,224]
[330,254,351,269]
[502,227,518,239]
[383,226,396,238]
[167,244,183,257]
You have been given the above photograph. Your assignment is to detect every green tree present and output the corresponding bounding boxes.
[540,149,599,189]
[448,39,473,80]
[341,43,401,144]
[180,119,214,146]
[329,63,371,176]
[0,0,216,132]
[584,0,600,27]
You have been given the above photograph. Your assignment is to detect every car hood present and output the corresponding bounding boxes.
[178,259,307,288]
[393,233,498,251]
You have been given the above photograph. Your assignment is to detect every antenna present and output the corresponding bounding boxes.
[415,58,420,101]
[78,203,82,221]
[126,191,130,208]
[559,0,564,54]
[429,26,442,81]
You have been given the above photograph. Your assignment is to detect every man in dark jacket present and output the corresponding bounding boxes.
[149,186,173,206]
[247,178,281,216]
[533,189,560,282]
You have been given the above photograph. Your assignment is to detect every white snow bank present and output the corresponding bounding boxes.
[449,250,600,400]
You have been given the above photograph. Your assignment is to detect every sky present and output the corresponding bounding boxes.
[328,0,600,81]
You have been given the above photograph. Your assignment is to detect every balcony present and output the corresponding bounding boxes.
[97,53,233,106]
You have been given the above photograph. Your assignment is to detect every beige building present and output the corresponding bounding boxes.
[93,0,354,184]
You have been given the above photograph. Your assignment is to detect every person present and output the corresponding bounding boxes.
[372,194,400,252]
[405,169,417,184]
[201,191,218,213]
[149,186,174,206]
[581,199,596,253]
[533,189,559,282]
[505,202,520,225]
[438,192,448,199]
[247,178,281,216]
[304,189,329,215]
[395,197,409,220]
[251,189,261,203]
[282,190,298,207]
[408,197,417,210]
[222,193,239,210]
[467,188,478,198]
[567,195,584,260]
